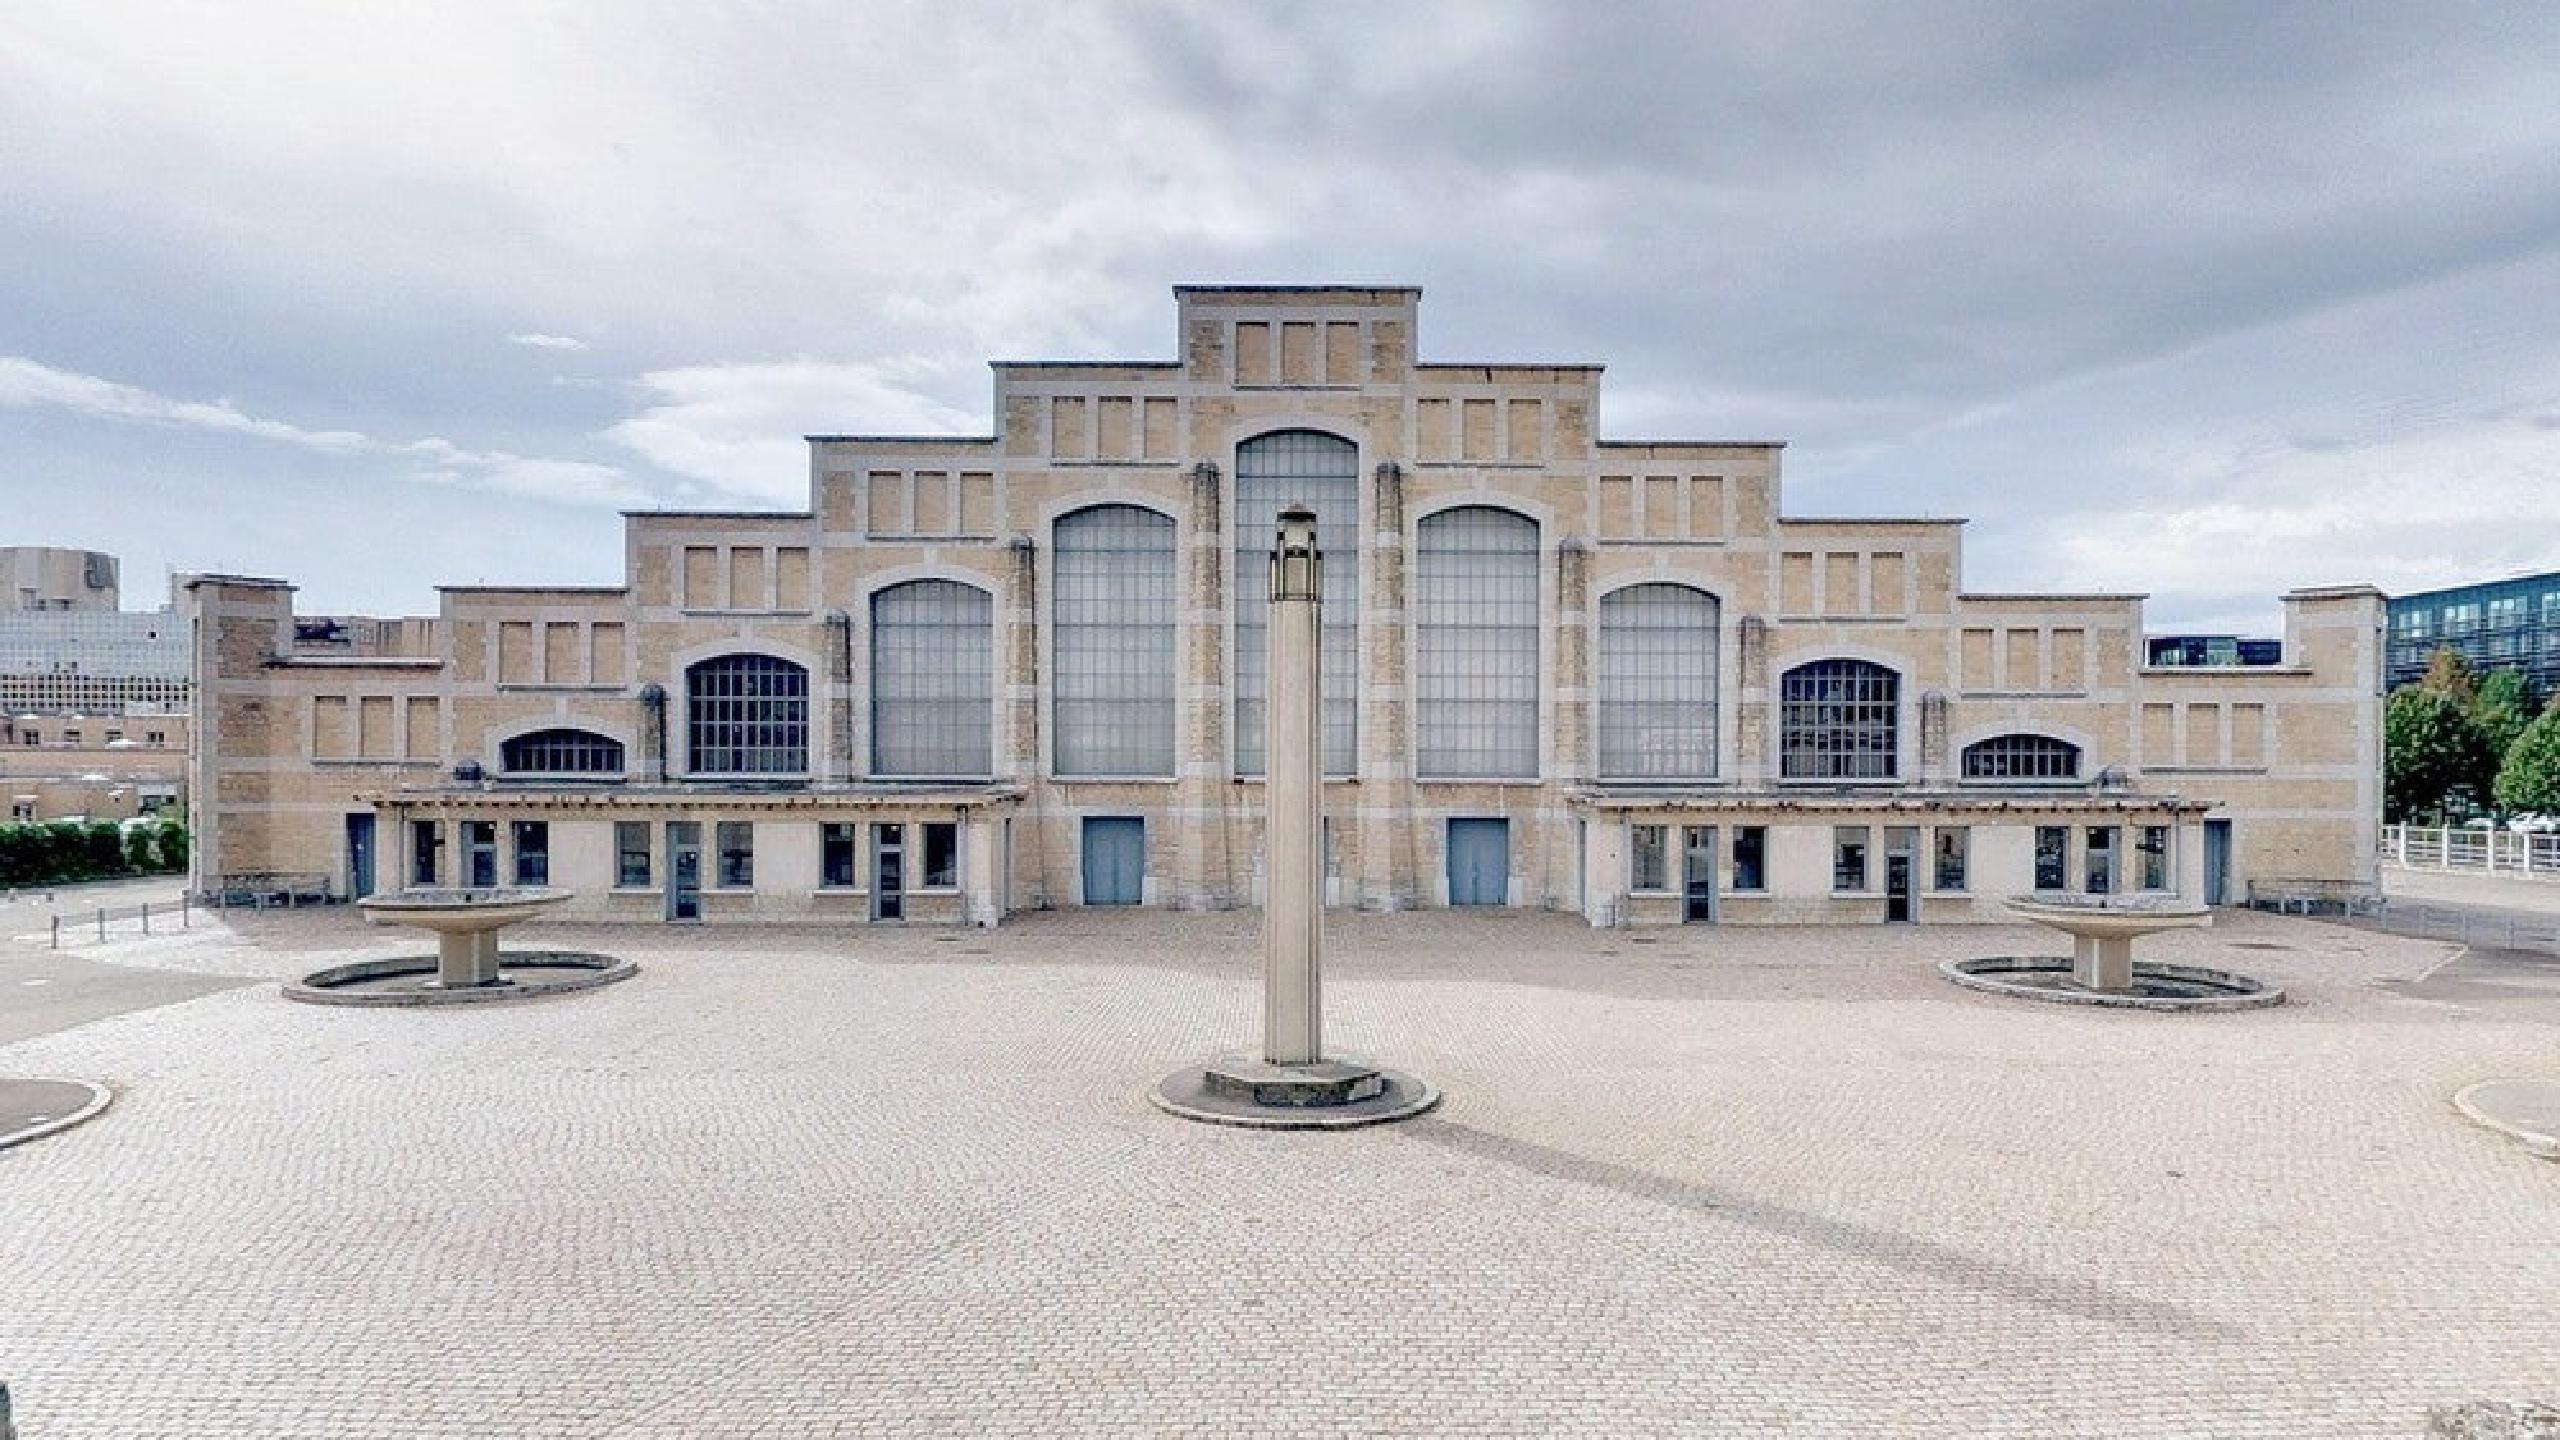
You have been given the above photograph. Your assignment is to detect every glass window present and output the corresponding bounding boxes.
[2034,825,2069,891]
[501,728,624,776]
[2084,826,2118,894]
[1933,827,1969,891]
[1054,506,1177,777]
[615,821,651,888]
[1832,826,1870,893]
[687,654,809,775]
[715,820,754,888]
[1235,430,1360,776]
[510,821,549,885]
[461,820,498,888]
[411,819,441,885]
[1415,506,1541,779]
[2138,825,2171,890]
[821,823,858,888]
[921,822,960,889]
[1629,824,1669,892]
[1780,660,1899,780]
[1598,584,1719,779]
[871,581,992,777]
[1962,734,2081,781]
[1732,827,1767,891]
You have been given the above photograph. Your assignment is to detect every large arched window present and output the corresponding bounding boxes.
[870,580,991,777]
[499,728,624,776]
[1416,506,1540,778]
[687,654,810,775]
[1235,430,1358,775]
[1598,583,1719,779]
[1054,505,1176,776]
[1779,658,1900,780]
[1962,733,2082,781]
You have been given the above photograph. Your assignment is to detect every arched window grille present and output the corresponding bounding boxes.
[1779,659,1900,780]
[1054,505,1176,776]
[685,654,810,775]
[1416,506,1541,779]
[870,581,991,777]
[1961,733,2082,781]
[499,728,624,776]
[1598,584,1719,779]
[1235,430,1358,775]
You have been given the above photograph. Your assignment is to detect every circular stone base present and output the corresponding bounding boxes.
[1152,1055,1440,1130]
[2452,1079,2560,1161]
[1941,957,2282,1011]
[0,1078,112,1150]
[284,951,637,1008]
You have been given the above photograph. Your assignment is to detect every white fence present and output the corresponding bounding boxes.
[2383,824,2560,879]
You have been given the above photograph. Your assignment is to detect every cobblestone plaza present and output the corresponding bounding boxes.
[2,909,2554,1437]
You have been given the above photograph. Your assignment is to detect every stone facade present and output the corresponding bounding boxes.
[186,285,2385,924]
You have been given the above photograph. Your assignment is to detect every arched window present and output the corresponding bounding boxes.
[499,728,624,776]
[1235,430,1358,775]
[1054,505,1176,776]
[1598,583,1719,779]
[1962,733,2082,781]
[686,654,809,774]
[1779,658,1900,780]
[870,580,991,777]
[1416,506,1540,778]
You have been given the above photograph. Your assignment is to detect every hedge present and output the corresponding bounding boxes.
[0,818,189,887]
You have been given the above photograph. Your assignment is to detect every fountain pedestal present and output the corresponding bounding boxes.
[2004,894,2211,991]
[357,887,573,988]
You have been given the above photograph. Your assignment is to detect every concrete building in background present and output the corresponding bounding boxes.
[2,546,120,612]
[2385,569,2560,698]
[186,285,2386,923]
[0,548,189,822]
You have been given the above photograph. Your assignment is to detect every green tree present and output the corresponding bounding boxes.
[122,823,157,873]
[82,820,126,877]
[154,819,189,875]
[2422,646,2480,706]
[2385,686,2498,822]
[2494,702,2560,815]
[2474,667,2537,764]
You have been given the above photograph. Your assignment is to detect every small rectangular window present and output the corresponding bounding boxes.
[1832,826,1870,893]
[821,823,859,888]
[462,820,498,888]
[2138,825,2171,890]
[411,820,441,885]
[1933,827,1969,892]
[510,821,549,886]
[1629,824,1669,892]
[716,820,754,888]
[921,822,960,889]
[615,821,652,888]
[63,729,80,745]
[2084,825,2118,895]
[2034,826,2069,891]
[1732,827,1766,891]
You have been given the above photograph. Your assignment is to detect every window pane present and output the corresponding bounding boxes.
[821,823,857,888]
[615,821,652,887]
[1962,734,2080,780]
[1599,584,1718,779]
[1416,506,1540,778]
[1933,826,1968,891]
[687,654,810,774]
[1235,431,1359,775]
[2138,825,2171,890]
[411,820,441,885]
[1781,660,1899,780]
[871,581,992,777]
[1054,506,1177,776]
[716,820,754,888]
[2035,826,2069,890]
[1732,827,1766,891]
[1629,824,1667,891]
[510,820,549,885]
[922,822,959,888]
[2083,826,2116,894]
[501,728,625,775]
[1832,825,1870,892]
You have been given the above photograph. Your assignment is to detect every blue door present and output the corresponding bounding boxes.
[2203,820,2232,906]
[1082,817,1144,905]
[1447,819,1509,906]
[345,813,376,899]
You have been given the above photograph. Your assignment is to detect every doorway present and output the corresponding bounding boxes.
[2203,819,2232,906]
[872,823,906,921]
[1082,817,1144,905]
[1884,826,1919,923]
[1446,818,1509,907]
[344,813,376,900]
[1681,825,1718,922]
[461,821,498,889]
[665,821,701,921]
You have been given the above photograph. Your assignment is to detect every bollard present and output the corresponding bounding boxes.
[49,916,59,950]
[141,900,150,935]
[97,909,107,942]
[2,1377,14,1440]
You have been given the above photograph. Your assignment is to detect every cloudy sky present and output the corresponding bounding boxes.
[4,2,2556,631]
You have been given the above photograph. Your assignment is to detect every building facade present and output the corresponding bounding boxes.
[2385,570,2560,698]
[188,286,2386,923]
[2,546,120,612]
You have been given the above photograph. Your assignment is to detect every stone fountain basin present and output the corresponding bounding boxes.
[2003,893,2211,939]
[357,887,572,933]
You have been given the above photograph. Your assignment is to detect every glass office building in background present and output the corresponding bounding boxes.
[2386,570,2560,696]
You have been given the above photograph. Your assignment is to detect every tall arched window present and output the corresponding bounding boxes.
[1235,430,1358,775]
[686,654,809,775]
[1779,658,1900,780]
[1599,583,1719,779]
[870,580,992,777]
[1416,506,1540,778]
[1054,505,1176,776]
[499,728,625,776]
[1962,733,2081,780]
